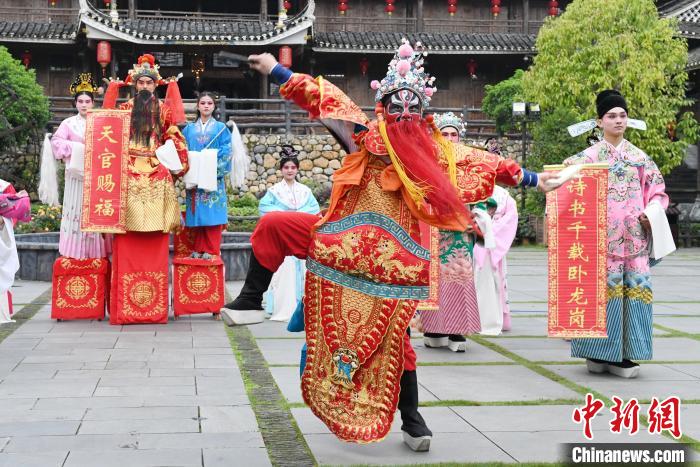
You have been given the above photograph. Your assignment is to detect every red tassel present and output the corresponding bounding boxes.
[102,81,122,109]
[165,81,186,125]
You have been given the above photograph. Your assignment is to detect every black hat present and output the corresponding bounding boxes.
[596,90,628,119]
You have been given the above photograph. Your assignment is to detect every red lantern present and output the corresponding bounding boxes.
[103,0,111,6]
[467,58,477,79]
[283,0,292,11]
[359,57,369,76]
[491,0,501,17]
[385,0,395,15]
[96,41,112,78]
[21,50,31,69]
[338,0,348,14]
[548,0,559,16]
[48,0,56,6]
[279,46,293,68]
[448,0,457,16]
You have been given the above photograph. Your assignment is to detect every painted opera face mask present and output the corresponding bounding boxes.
[385,89,423,124]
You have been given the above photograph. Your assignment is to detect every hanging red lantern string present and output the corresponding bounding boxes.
[448,0,457,16]
[279,46,293,68]
[548,0,559,16]
[96,41,112,78]
[385,0,396,15]
[283,1,292,12]
[338,0,348,15]
[491,0,501,17]
[467,58,478,79]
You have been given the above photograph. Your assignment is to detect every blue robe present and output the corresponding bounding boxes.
[182,119,232,227]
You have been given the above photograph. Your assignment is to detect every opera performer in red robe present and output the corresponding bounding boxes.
[222,41,556,451]
[102,54,188,324]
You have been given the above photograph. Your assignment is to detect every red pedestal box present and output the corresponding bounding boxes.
[51,257,109,321]
[172,256,225,317]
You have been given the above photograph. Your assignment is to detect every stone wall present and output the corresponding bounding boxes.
[240,134,346,195]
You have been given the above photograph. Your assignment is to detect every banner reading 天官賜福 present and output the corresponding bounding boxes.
[81,109,130,234]
[545,163,608,338]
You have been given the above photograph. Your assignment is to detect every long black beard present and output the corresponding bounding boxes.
[130,90,161,147]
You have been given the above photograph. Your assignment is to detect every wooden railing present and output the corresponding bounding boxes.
[313,15,418,33]
[314,16,544,35]
[0,7,78,23]
[48,97,498,137]
[106,8,268,23]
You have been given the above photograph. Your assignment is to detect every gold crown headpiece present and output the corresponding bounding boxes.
[69,73,98,96]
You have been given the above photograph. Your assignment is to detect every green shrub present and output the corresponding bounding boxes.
[14,203,62,234]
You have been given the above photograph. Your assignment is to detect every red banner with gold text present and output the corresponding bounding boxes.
[81,110,130,233]
[545,163,608,338]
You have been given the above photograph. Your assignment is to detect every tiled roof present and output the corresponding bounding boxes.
[657,0,699,16]
[313,31,535,54]
[687,46,700,69]
[81,0,313,44]
[0,21,78,43]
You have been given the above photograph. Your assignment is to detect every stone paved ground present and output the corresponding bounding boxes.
[1,247,699,466]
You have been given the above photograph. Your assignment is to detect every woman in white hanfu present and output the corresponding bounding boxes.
[258,146,320,321]
[44,73,111,259]
[474,186,518,335]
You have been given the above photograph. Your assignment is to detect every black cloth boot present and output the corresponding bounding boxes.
[222,252,274,311]
[399,369,432,451]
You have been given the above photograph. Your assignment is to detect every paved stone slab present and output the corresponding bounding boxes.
[63,448,202,467]
[97,376,195,387]
[256,339,306,365]
[413,339,512,363]
[7,281,51,304]
[487,337,583,362]
[292,407,477,435]
[83,406,198,421]
[93,385,196,397]
[200,406,259,433]
[0,379,99,398]
[419,365,580,401]
[248,320,302,339]
[655,317,700,333]
[661,363,700,379]
[203,447,271,467]
[0,421,80,437]
[0,408,85,423]
[195,376,246,396]
[78,418,200,435]
[0,451,68,467]
[544,364,700,400]
[302,432,514,465]
[136,432,265,450]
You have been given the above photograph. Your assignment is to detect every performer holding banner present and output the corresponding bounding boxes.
[100,54,188,325]
[182,92,232,258]
[222,43,558,451]
[558,90,675,378]
[43,74,112,321]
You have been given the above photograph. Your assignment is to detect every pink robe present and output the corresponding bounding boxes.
[474,186,518,333]
[51,115,112,259]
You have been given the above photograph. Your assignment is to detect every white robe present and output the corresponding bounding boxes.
[0,216,19,323]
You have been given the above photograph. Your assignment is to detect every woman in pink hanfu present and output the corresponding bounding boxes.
[49,73,111,259]
[473,185,518,334]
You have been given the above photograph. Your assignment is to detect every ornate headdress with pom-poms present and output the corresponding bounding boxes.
[126,53,162,84]
[434,112,467,138]
[370,38,436,108]
[69,72,98,96]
